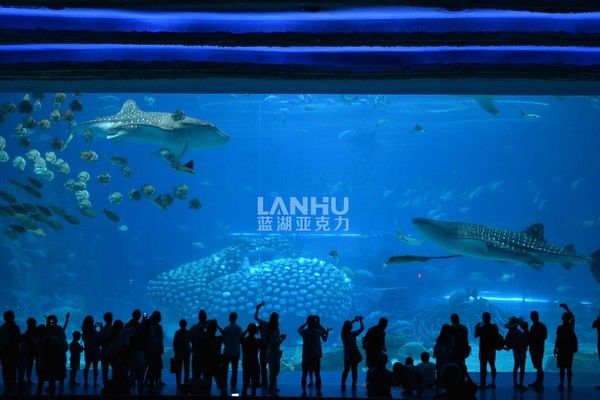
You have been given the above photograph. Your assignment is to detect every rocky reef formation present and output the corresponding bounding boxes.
[397,297,513,347]
[147,236,354,326]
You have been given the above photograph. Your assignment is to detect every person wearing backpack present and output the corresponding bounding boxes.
[474,312,499,389]
[554,303,577,391]
[528,311,547,391]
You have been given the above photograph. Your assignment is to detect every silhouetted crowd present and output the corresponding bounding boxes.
[0,301,599,398]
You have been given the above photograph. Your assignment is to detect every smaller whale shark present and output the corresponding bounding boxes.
[412,217,600,284]
[72,100,229,157]
[384,254,461,266]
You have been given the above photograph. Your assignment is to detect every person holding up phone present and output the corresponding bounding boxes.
[341,315,364,392]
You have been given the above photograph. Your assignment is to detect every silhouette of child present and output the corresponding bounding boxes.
[69,331,84,385]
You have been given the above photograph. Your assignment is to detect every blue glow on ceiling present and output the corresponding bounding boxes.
[1,44,599,67]
[1,6,600,34]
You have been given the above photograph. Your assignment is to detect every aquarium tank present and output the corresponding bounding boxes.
[1,92,599,372]
[1,2,600,376]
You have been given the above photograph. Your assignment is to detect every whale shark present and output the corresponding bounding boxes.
[412,217,600,283]
[72,100,229,156]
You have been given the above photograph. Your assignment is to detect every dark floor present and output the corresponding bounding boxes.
[2,371,600,398]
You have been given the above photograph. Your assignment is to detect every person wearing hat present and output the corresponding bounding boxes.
[504,316,529,391]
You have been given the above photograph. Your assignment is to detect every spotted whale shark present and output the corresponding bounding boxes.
[412,217,600,283]
[72,100,229,156]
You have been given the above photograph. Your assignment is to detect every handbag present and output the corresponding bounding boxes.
[169,357,177,373]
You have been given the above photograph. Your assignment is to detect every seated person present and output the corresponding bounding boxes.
[403,357,425,395]
[392,361,404,387]
[366,353,394,399]
[434,362,477,400]
[417,352,436,389]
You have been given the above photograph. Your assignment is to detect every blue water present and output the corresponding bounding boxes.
[1,93,599,372]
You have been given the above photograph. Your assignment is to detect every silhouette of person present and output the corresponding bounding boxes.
[33,323,48,394]
[173,319,191,390]
[593,309,600,391]
[102,319,128,395]
[307,315,325,388]
[341,315,364,391]
[222,312,242,392]
[254,302,270,388]
[21,317,36,386]
[298,315,330,396]
[81,315,101,387]
[0,310,21,393]
[116,314,134,350]
[554,303,577,390]
[391,360,404,387]
[435,362,477,400]
[366,352,393,398]
[189,309,208,382]
[416,352,436,389]
[449,313,470,366]
[138,316,158,392]
[99,312,113,387]
[402,357,424,396]
[148,311,164,389]
[474,311,499,389]
[69,331,84,385]
[241,323,260,396]
[449,313,474,388]
[504,316,529,391]
[43,314,68,394]
[528,310,547,391]
[363,317,388,368]
[256,303,286,395]
[592,309,600,361]
[129,322,146,396]
[125,309,142,329]
[203,319,225,394]
[433,324,453,394]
